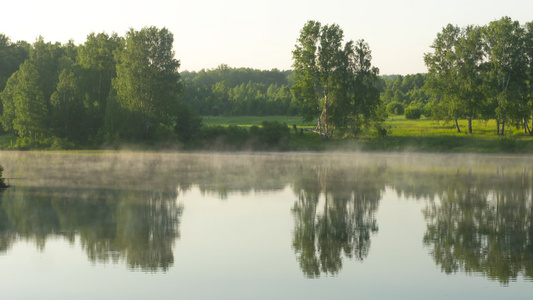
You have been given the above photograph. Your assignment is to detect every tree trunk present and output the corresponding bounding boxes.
[501,116,506,136]
[530,112,533,135]
[468,116,472,134]
[497,119,500,135]
[317,113,324,140]
[324,93,329,139]
[454,116,461,133]
[523,117,530,134]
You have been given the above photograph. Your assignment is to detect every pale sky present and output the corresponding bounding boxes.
[2,0,532,75]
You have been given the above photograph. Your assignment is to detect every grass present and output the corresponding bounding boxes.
[1,115,531,153]
[203,115,533,153]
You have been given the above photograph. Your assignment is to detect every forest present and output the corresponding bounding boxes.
[0,16,533,150]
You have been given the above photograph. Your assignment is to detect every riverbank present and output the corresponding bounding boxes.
[1,115,532,153]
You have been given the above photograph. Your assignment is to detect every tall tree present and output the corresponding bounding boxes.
[0,34,29,92]
[292,21,380,138]
[523,21,533,134]
[7,61,48,138]
[482,17,528,135]
[77,32,122,141]
[29,37,64,103]
[424,24,465,132]
[333,39,381,135]
[50,69,83,141]
[292,20,325,137]
[112,27,181,140]
[455,25,484,134]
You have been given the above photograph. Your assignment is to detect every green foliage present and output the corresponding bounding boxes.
[380,74,429,107]
[255,121,290,150]
[76,32,122,143]
[10,135,74,150]
[192,121,291,150]
[180,66,296,117]
[196,125,251,149]
[113,27,181,140]
[386,101,404,115]
[292,21,382,138]
[5,61,49,138]
[50,69,84,142]
[405,106,422,120]
[424,17,533,135]
[174,103,202,143]
[0,34,29,93]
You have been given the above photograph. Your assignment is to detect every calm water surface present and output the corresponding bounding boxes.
[0,151,532,299]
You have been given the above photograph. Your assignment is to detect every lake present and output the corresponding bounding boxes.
[0,151,532,299]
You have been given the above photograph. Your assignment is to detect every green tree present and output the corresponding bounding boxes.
[425,24,466,132]
[523,21,533,134]
[455,25,484,133]
[77,32,122,142]
[482,17,528,135]
[292,21,345,138]
[3,61,48,139]
[112,27,181,140]
[292,21,381,138]
[333,39,382,135]
[0,69,18,133]
[50,69,84,141]
[0,34,29,92]
[29,37,65,104]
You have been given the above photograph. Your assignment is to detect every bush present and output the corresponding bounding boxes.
[256,121,290,150]
[386,102,405,115]
[195,121,290,150]
[405,106,422,120]
[423,103,433,118]
[174,102,202,142]
[0,164,6,188]
[196,125,251,150]
[154,123,177,142]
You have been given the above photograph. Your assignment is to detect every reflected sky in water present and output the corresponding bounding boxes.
[0,151,532,299]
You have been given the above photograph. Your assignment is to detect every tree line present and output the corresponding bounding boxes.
[0,27,193,148]
[2,17,533,150]
[424,16,533,134]
[180,65,298,116]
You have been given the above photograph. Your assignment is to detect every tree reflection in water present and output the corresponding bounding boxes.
[291,164,384,278]
[422,168,533,284]
[0,187,183,272]
[1,152,533,281]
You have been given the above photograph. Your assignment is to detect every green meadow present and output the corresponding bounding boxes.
[203,115,533,153]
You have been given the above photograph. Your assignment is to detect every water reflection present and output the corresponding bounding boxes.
[291,164,383,277]
[0,152,533,283]
[422,168,533,284]
[0,187,182,272]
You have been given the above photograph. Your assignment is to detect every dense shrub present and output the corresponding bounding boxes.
[174,103,202,142]
[197,125,250,149]
[256,121,290,150]
[386,101,405,115]
[259,121,290,145]
[405,106,422,120]
[194,121,290,150]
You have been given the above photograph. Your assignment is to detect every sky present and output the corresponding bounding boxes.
[2,0,533,75]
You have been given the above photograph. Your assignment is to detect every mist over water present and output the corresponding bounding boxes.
[0,151,532,299]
